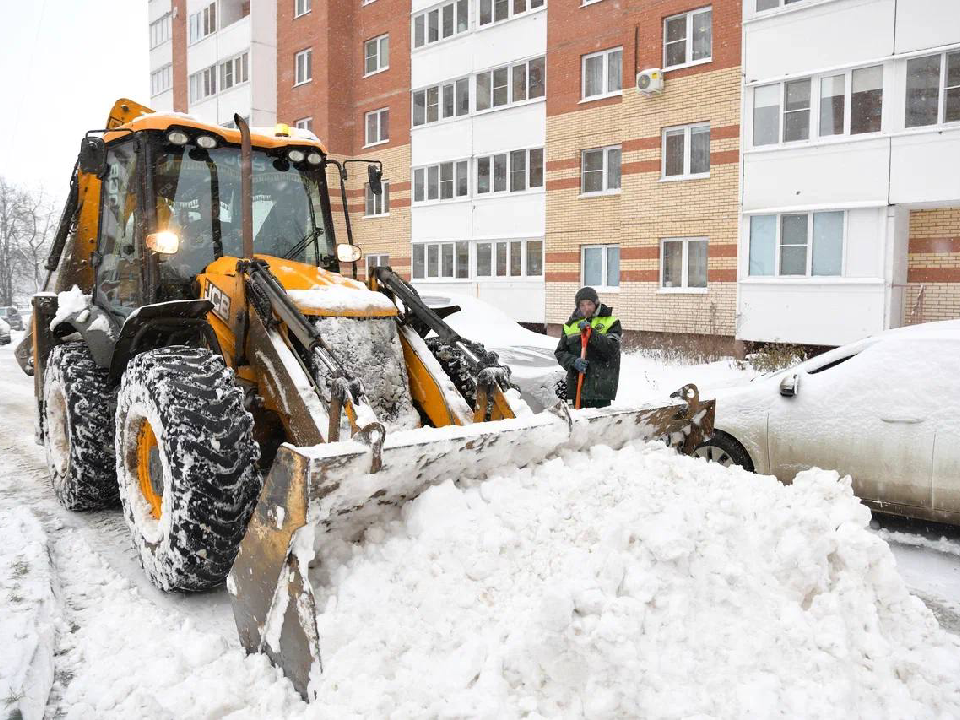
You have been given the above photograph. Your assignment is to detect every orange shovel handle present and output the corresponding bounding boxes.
[574,326,591,409]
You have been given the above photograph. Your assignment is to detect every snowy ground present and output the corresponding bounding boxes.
[2,328,960,718]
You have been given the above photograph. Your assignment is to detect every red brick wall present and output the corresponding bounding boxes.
[277,0,410,156]
[547,0,741,117]
[171,0,188,112]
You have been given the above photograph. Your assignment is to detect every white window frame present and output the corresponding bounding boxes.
[364,108,389,147]
[219,52,250,92]
[294,117,313,132]
[364,181,390,217]
[475,56,546,113]
[412,76,471,127]
[149,13,172,49]
[412,241,472,280]
[659,237,709,293]
[580,244,620,290]
[478,0,546,29]
[581,0,603,6]
[151,64,173,97]
[366,254,391,275]
[294,49,313,86]
[662,6,712,71]
[295,0,312,17]
[755,0,806,13]
[581,47,623,101]
[188,2,217,44]
[413,160,471,204]
[413,0,470,50]
[475,148,544,195]
[905,50,960,129]
[746,211,847,278]
[474,238,543,278]
[752,66,886,149]
[580,145,622,196]
[661,123,711,180]
[189,64,218,103]
[364,34,390,77]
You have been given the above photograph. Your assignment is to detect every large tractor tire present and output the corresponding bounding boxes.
[114,345,262,592]
[42,343,119,510]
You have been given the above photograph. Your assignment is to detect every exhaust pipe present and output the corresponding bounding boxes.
[236,114,254,259]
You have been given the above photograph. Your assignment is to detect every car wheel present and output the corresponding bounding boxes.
[694,430,754,472]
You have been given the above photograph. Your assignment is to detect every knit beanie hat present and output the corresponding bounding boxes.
[575,286,599,306]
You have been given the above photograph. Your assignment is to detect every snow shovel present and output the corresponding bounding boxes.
[574,325,591,409]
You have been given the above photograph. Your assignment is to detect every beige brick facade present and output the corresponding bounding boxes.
[326,144,413,281]
[903,208,960,325]
[545,66,741,336]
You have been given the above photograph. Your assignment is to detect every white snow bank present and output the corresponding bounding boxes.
[309,445,960,718]
[49,286,89,331]
[423,292,557,351]
[0,508,58,720]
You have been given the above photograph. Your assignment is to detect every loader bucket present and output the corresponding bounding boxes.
[228,385,714,700]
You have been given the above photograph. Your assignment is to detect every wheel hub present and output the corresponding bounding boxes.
[136,420,163,519]
[693,445,733,467]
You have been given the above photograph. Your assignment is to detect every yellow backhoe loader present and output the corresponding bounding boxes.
[20,99,715,699]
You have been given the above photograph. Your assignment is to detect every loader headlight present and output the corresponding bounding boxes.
[196,135,218,150]
[307,152,323,166]
[146,231,181,255]
[287,149,305,163]
[336,243,363,263]
[167,131,189,145]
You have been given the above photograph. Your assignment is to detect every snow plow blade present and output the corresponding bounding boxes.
[228,385,714,699]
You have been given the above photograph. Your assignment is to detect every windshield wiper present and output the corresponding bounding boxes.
[283,227,322,260]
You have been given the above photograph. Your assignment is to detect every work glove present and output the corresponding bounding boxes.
[573,358,589,374]
[578,319,591,331]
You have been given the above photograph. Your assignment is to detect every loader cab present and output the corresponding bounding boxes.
[94,127,340,317]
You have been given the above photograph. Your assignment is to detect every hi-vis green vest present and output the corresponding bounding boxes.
[562,315,619,336]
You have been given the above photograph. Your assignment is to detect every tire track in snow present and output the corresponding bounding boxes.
[0,344,242,714]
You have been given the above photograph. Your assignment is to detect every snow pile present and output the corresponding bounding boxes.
[48,286,89,331]
[288,285,397,315]
[310,443,960,718]
[0,508,58,720]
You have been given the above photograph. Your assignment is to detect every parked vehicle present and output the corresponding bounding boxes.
[0,306,23,331]
[696,320,960,525]
[0,317,10,345]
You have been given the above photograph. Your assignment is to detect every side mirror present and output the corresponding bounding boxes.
[779,373,800,398]
[336,243,363,263]
[367,164,383,196]
[79,137,107,177]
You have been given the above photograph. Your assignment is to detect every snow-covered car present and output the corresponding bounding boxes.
[0,317,10,345]
[0,306,24,331]
[698,320,960,525]
[421,293,564,411]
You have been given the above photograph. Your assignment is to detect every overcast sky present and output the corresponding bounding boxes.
[0,1,149,200]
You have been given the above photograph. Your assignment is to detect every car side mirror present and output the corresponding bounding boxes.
[79,137,107,178]
[779,373,800,398]
[367,164,383,196]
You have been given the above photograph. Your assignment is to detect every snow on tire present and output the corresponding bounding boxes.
[693,429,754,472]
[43,342,119,510]
[115,345,262,592]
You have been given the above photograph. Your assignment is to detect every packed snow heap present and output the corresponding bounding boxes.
[29,441,960,718]
[310,442,960,718]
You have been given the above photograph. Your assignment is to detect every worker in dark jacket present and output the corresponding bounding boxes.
[554,286,622,408]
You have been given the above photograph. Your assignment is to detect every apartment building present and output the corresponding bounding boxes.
[148,0,277,127]
[738,0,960,346]
[274,0,743,330]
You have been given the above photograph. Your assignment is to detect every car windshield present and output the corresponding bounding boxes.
[151,143,334,285]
